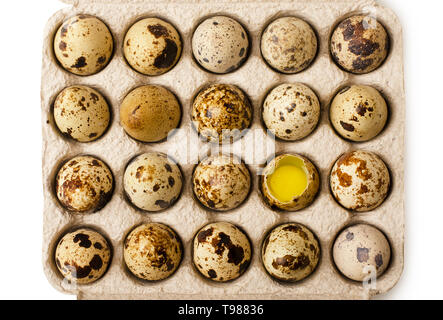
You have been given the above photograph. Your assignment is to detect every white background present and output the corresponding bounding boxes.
[0,0,440,300]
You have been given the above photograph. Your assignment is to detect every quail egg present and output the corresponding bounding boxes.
[331,15,389,74]
[54,15,113,76]
[262,223,320,282]
[120,85,181,143]
[261,17,318,74]
[330,150,390,212]
[193,222,251,282]
[263,83,320,141]
[333,224,391,281]
[53,85,110,142]
[192,16,249,74]
[55,228,111,284]
[124,18,182,76]
[124,152,183,212]
[124,223,183,281]
[193,154,251,212]
[55,155,114,213]
[261,154,319,211]
[330,85,388,142]
[192,84,252,144]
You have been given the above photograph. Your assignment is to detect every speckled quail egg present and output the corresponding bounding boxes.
[53,85,110,142]
[124,18,182,76]
[193,222,251,282]
[192,84,252,144]
[120,85,181,143]
[124,223,183,281]
[330,85,388,142]
[262,223,320,282]
[55,228,111,284]
[333,224,391,281]
[124,152,183,212]
[261,17,318,74]
[55,156,114,213]
[331,15,389,74]
[263,83,320,141]
[54,14,113,76]
[193,154,251,212]
[261,154,319,211]
[330,150,390,212]
[192,16,249,74]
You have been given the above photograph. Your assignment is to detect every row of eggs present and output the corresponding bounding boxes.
[54,14,390,76]
[55,150,390,215]
[53,83,389,144]
[55,221,391,285]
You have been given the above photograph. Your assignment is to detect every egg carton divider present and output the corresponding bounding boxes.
[42,0,404,299]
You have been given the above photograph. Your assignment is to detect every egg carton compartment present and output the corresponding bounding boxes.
[41,0,404,300]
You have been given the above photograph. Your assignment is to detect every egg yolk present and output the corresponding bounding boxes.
[267,157,308,203]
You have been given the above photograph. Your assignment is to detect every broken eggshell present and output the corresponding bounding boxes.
[260,154,320,212]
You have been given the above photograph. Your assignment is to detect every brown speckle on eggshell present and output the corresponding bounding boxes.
[55,156,114,213]
[191,84,252,144]
[263,83,320,141]
[261,17,318,74]
[333,224,391,281]
[331,15,389,74]
[53,86,110,142]
[124,223,182,281]
[193,222,251,282]
[124,152,183,212]
[330,150,390,212]
[55,228,111,284]
[54,15,113,76]
[124,18,182,76]
[192,154,251,212]
[262,223,320,282]
[192,16,249,74]
[330,85,388,142]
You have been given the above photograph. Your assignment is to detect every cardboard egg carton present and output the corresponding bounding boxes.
[41,0,405,300]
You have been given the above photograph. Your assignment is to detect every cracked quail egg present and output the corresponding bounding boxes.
[261,17,318,74]
[193,222,251,282]
[124,18,182,76]
[192,16,249,74]
[262,223,320,282]
[333,224,391,281]
[54,14,113,76]
[192,154,251,212]
[55,156,114,213]
[53,85,110,142]
[261,154,319,211]
[331,15,389,74]
[263,83,320,141]
[55,228,111,284]
[124,152,183,212]
[330,150,390,212]
[330,85,388,142]
[191,84,252,144]
[120,85,181,143]
[124,223,183,281]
